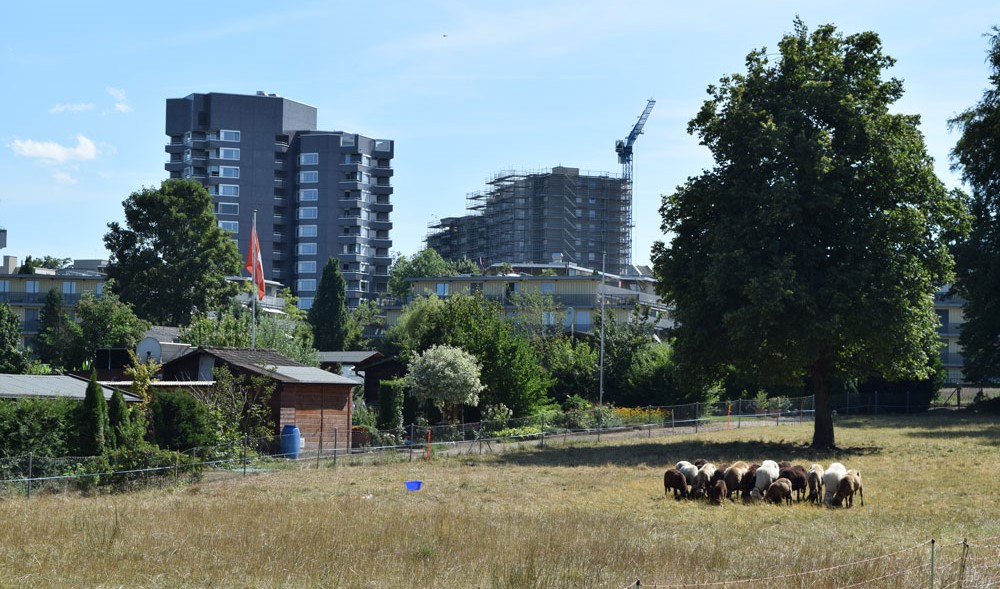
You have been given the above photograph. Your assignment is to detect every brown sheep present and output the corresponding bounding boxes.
[723,461,749,501]
[779,465,809,502]
[741,464,760,502]
[663,468,689,500]
[765,477,793,505]
[708,479,728,506]
[832,469,864,508]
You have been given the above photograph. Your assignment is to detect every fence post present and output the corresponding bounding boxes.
[174,454,179,485]
[26,452,32,499]
[929,538,936,589]
[906,391,910,414]
[333,429,338,467]
[317,430,323,469]
[695,403,699,433]
[540,414,545,449]
[242,434,247,478]
[738,399,742,429]
[957,539,969,588]
[409,423,415,462]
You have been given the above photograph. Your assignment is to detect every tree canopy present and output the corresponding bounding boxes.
[0,304,29,374]
[950,28,1000,384]
[384,293,550,416]
[104,179,242,326]
[651,20,966,448]
[403,344,485,423]
[388,248,454,298]
[308,257,349,352]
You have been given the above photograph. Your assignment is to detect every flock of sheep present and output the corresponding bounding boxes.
[663,459,864,507]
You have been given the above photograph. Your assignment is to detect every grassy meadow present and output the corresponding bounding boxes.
[1,412,999,588]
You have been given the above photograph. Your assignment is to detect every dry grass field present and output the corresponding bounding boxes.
[1,412,999,588]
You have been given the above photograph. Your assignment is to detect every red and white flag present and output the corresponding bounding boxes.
[245,221,265,300]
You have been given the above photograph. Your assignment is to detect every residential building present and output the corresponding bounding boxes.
[165,91,395,309]
[426,167,631,275]
[382,260,671,336]
[0,256,105,348]
[935,287,966,385]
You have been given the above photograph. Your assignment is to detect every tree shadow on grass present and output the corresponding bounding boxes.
[834,413,1000,447]
[492,438,882,469]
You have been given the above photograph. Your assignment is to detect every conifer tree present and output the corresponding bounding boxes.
[308,257,349,351]
[77,371,109,456]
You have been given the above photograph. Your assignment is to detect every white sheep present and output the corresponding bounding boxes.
[807,463,824,505]
[750,460,780,500]
[823,462,848,506]
[675,461,699,488]
[692,463,717,499]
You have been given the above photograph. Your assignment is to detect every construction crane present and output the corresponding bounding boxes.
[614,98,655,267]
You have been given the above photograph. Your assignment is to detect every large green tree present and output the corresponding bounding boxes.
[73,285,150,357]
[308,257,349,351]
[104,179,242,326]
[386,293,551,416]
[388,248,453,298]
[950,28,1000,384]
[34,289,81,369]
[651,20,966,448]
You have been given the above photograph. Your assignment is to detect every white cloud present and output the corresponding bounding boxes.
[49,103,94,114]
[107,87,132,113]
[52,171,77,184]
[9,134,98,164]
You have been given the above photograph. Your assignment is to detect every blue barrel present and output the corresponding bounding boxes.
[280,424,301,459]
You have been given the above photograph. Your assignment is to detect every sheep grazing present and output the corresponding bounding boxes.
[741,464,761,502]
[832,470,864,508]
[663,468,689,500]
[708,479,728,506]
[765,477,793,505]
[693,458,708,468]
[711,463,729,486]
[807,464,825,505]
[723,461,749,501]
[675,461,700,489]
[779,465,809,502]
[823,463,848,506]
[750,460,780,500]
[692,463,718,499]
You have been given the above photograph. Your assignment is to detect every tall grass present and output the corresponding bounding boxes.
[1,412,998,588]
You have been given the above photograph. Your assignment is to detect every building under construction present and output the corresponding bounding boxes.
[426,166,631,275]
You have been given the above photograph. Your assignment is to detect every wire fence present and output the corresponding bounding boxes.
[623,537,1000,589]
[0,396,816,497]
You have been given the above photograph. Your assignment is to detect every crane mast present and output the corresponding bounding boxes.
[614,98,655,267]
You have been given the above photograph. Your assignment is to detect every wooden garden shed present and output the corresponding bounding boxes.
[160,347,356,452]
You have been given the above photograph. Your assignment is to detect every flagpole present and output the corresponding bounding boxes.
[251,209,257,350]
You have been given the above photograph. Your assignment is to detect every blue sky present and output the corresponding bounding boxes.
[3,1,999,269]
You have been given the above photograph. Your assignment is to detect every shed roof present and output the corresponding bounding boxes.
[164,347,356,385]
[0,375,141,402]
[316,351,382,365]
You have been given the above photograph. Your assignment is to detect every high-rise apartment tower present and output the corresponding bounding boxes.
[165,91,394,309]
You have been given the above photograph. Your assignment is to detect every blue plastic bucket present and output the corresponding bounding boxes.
[280,424,301,459]
[405,480,423,491]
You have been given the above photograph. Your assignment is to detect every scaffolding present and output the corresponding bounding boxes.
[426,167,630,275]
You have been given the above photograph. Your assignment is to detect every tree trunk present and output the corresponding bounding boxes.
[810,361,836,449]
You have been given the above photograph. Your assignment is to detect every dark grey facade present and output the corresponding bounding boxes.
[165,92,394,309]
[426,167,629,275]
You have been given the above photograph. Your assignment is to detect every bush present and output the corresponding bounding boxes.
[151,390,217,452]
[0,398,76,460]
[377,378,405,433]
